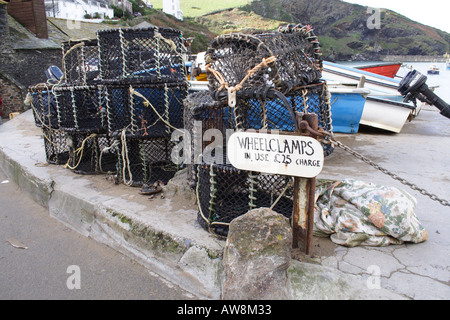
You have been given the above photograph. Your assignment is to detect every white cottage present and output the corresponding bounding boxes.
[163,0,182,21]
[45,0,114,20]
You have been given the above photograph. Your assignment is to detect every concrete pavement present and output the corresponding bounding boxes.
[0,107,448,300]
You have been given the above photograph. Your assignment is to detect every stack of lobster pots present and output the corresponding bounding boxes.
[28,80,69,166]
[97,27,189,187]
[28,27,189,187]
[53,38,117,175]
[187,24,334,237]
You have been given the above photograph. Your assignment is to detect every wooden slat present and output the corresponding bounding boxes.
[7,0,48,38]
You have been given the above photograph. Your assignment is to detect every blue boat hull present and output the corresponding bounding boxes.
[329,92,367,134]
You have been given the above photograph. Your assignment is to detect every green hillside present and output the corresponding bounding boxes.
[120,0,450,59]
[150,0,253,17]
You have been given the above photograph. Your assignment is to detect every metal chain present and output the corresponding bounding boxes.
[319,131,450,207]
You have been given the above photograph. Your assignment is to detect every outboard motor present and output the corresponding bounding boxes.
[398,70,450,119]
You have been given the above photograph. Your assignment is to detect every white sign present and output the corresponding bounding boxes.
[227,132,324,178]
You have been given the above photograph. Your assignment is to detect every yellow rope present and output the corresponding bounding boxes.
[206,56,277,93]
[129,87,183,133]
[64,134,97,170]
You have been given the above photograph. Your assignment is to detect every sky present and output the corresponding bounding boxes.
[343,0,450,33]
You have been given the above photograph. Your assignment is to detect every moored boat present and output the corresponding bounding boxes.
[427,65,440,75]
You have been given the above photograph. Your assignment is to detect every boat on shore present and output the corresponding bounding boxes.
[361,96,417,133]
[356,61,402,78]
[322,61,401,96]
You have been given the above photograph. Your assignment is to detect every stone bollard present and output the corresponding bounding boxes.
[222,208,293,300]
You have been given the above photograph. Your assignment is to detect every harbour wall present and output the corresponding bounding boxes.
[381,55,447,62]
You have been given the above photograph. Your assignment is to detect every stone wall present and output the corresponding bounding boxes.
[0,4,9,51]
[0,49,63,88]
[381,55,447,63]
[0,48,62,119]
[0,2,63,119]
[0,73,26,119]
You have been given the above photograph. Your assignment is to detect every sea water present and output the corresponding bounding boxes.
[396,62,450,104]
[341,61,450,104]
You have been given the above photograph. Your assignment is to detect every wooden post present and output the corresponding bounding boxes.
[292,113,319,255]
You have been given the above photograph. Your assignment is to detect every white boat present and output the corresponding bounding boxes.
[322,61,402,96]
[327,80,419,133]
[322,62,423,133]
[361,96,418,133]
[427,64,440,75]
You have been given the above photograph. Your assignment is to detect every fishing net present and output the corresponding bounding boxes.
[54,84,107,133]
[42,127,70,165]
[28,84,59,129]
[62,39,100,85]
[103,80,188,138]
[97,27,187,82]
[205,24,323,99]
[65,132,118,175]
[117,135,179,187]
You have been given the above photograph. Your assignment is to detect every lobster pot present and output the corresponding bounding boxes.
[183,91,226,187]
[28,84,59,128]
[54,85,107,133]
[66,132,118,175]
[196,163,293,237]
[104,80,188,138]
[62,39,100,85]
[42,127,70,165]
[97,27,186,82]
[206,23,323,99]
[186,84,334,159]
[117,136,178,187]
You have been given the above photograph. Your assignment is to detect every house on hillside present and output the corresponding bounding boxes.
[163,0,182,21]
[108,0,133,15]
[44,0,114,20]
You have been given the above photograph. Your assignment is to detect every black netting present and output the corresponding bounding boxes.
[185,83,333,237]
[117,136,179,187]
[97,27,186,82]
[62,39,100,85]
[196,163,293,237]
[206,24,323,98]
[185,84,334,160]
[183,91,227,187]
[104,80,188,138]
[42,127,70,165]
[66,132,118,175]
[54,85,107,133]
[28,84,59,128]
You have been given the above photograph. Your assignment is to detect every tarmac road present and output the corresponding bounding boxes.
[0,168,196,300]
